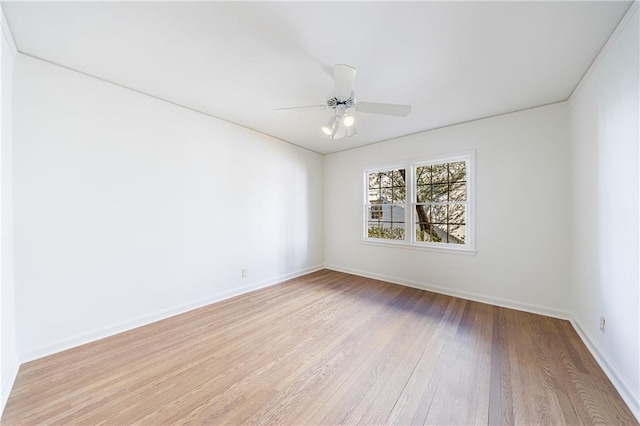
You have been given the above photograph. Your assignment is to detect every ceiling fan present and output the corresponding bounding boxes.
[275,64,412,140]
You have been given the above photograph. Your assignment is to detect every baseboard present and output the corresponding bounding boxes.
[324,264,570,320]
[570,318,640,422]
[19,264,324,364]
[1,356,19,414]
[323,265,637,420]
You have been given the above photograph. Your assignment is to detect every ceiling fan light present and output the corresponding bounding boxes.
[321,116,339,135]
[342,114,355,127]
[331,124,348,140]
[330,124,342,139]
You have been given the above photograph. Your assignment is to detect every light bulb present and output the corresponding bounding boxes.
[343,114,355,127]
[322,116,339,135]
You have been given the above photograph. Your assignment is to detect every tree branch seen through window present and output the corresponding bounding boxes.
[364,154,473,250]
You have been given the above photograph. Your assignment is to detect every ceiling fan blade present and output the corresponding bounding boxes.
[356,102,412,117]
[334,64,356,99]
[274,105,327,112]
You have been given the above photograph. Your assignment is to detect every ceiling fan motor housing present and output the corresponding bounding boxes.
[327,92,356,112]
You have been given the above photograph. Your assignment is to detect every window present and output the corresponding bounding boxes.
[414,161,467,245]
[364,152,474,252]
[366,169,406,240]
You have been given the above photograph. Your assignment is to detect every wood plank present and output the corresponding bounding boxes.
[1,270,636,425]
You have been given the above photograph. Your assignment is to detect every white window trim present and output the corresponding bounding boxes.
[362,150,476,254]
[362,164,409,244]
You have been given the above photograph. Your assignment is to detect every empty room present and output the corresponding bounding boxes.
[1,1,639,424]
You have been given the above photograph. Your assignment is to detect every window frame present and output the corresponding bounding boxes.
[363,151,476,253]
[363,164,409,244]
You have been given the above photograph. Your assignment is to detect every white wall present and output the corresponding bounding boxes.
[12,55,324,361]
[325,102,572,318]
[4,5,638,421]
[569,4,639,419]
[0,8,19,414]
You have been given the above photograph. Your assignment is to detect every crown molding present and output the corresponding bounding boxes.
[569,1,639,101]
[1,6,17,55]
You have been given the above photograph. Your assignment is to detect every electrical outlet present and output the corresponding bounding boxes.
[241,269,247,278]
[599,316,605,333]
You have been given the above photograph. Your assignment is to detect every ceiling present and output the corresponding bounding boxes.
[2,1,633,155]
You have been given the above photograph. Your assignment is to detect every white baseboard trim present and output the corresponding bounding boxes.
[19,264,324,364]
[570,318,640,422]
[324,264,570,320]
[10,265,638,421]
[1,355,19,415]
[324,265,638,420]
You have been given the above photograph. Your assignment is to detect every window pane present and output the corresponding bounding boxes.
[389,205,405,224]
[380,171,393,188]
[369,169,406,204]
[368,224,405,240]
[416,166,430,185]
[394,169,406,185]
[447,224,466,244]
[431,205,447,224]
[368,173,380,189]
[432,183,448,202]
[415,204,436,242]
[431,164,448,183]
[448,161,466,182]
[415,225,442,242]
[448,204,466,225]
[367,201,405,240]
[392,169,406,203]
[415,204,430,224]
[378,186,390,202]
[414,203,466,245]
[449,182,466,201]
[392,183,406,203]
[416,184,431,203]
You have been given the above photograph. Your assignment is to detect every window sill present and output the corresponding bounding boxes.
[360,239,477,256]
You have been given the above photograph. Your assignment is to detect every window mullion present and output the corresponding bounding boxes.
[364,153,473,251]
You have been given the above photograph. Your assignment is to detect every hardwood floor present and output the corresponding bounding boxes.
[2,269,636,425]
